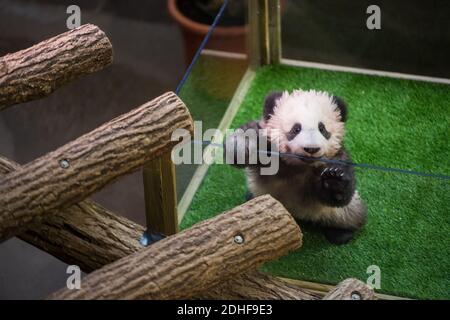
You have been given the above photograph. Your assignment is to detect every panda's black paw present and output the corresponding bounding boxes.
[320,167,350,203]
[322,227,354,245]
[321,166,345,182]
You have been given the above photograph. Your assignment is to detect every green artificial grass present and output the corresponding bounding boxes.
[180,64,450,299]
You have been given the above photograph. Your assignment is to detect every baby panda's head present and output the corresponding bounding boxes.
[261,89,347,164]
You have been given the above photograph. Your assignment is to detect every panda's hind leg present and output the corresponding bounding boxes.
[318,192,367,245]
[322,227,355,245]
[291,217,356,245]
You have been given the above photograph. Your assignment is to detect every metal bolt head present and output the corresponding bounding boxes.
[139,234,149,247]
[351,291,362,300]
[59,159,70,169]
[234,234,244,244]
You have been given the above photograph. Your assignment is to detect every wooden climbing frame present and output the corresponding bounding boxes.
[0,23,374,300]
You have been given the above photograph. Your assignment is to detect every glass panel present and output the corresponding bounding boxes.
[173,0,249,201]
[176,53,248,197]
[180,58,450,299]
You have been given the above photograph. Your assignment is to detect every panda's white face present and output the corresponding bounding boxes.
[263,90,345,164]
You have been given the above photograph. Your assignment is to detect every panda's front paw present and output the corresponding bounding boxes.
[320,167,350,204]
[321,166,345,178]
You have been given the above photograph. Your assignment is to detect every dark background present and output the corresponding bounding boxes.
[0,0,448,299]
[282,0,450,78]
[0,0,185,299]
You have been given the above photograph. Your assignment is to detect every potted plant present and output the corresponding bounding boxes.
[168,0,247,64]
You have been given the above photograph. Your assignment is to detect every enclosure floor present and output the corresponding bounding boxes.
[180,64,450,299]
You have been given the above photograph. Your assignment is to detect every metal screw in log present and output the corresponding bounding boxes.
[0,91,193,241]
[322,278,375,300]
[59,159,70,169]
[0,24,113,110]
[351,291,362,300]
[49,195,303,300]
[234,234,245,244]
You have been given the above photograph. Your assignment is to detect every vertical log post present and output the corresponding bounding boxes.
[248,0,281,68]
[142,153,179,237]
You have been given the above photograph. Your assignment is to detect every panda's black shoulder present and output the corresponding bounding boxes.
[333,146,352,162]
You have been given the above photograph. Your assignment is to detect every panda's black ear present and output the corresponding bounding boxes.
[332,96,348,122]
[263,91,283,121]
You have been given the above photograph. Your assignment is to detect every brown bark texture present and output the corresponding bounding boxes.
[0,24,113,110]
[0,91,193,241]
[49,195,303,300]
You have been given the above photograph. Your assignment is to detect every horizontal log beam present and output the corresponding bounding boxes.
[49,195,303,300]
[0,24,113,110]
[322,278,374,300]
[0,91,193,241]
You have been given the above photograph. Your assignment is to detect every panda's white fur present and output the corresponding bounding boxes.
[225,89,367,244]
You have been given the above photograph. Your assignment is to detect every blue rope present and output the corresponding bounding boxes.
[191,140,450,180]
[175,0,230,95]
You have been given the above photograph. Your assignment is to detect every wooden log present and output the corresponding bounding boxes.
[322,278,375,300]
[0,156,137,272]
[279,277,400,300]
[0,154,145,273]
[197,270,320,300]
[1,156,316,299]
[0,24,113,110]
[142,153,179,236]
[0,91,193,241]
[23,199,144,271]
[49,195,302,300]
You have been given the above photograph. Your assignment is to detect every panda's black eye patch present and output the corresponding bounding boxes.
[287,123,302,140]
[318,122,331,139]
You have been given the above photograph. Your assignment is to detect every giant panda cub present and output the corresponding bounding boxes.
[225,89,367,244]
